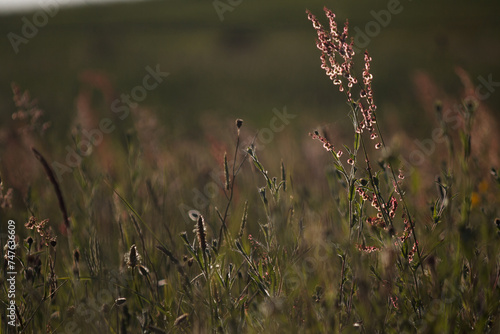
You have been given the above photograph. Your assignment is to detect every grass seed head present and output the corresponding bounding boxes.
[197,215,207,252]
[125,244,141,269]
[238,201,249,239]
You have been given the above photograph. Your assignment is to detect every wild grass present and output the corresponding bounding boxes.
[1,7,500,334]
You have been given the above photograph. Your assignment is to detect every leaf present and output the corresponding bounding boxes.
[349,180,356,202]
[334,163,347,180]
[343,144,352,155]
[354,131,360,151]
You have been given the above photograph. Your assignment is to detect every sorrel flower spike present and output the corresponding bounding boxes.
[307,8,378,140]
[306,7,357,101]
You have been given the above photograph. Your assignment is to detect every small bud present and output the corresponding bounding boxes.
[26,236,33,247]
[138,265,150,277]
[464,97,477,114]
[236,119,243,129]
[491,168,499,182]
[115,298,127,306]
[259,187,268,205]
[180,232,189,244]
[435,100,443,115]
[174,313,189,326]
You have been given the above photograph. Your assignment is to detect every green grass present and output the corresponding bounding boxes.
[1,2,500,333]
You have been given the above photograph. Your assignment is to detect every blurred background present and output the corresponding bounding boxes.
[0,0,499,180]
[1,2,499,331]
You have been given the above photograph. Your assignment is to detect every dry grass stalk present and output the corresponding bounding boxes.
[31,148,70,230]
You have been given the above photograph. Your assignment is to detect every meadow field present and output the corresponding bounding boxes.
[1,0,500,332]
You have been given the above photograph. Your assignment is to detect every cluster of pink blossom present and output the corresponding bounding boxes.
[408,240,419,263]
[358,187,399,223]
[390,296,399,310]
[388,196,398,219]
[357,187,382,214]
[362,52,382,150]
[398,219,413,243]
[371,194,380,211]
[357,187,370,201]
[307,7,382,150]
[357,52,377,134]
[357,244,380,253]
[366,216,387,229]
[307,8,357,100]
[309,131,343,157]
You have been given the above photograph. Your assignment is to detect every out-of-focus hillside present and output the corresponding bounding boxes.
[0,0,499,140]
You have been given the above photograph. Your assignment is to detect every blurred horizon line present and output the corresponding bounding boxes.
[0,0,144,15]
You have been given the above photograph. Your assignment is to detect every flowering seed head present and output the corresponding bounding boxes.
[408,241,419,263]
[310,131,335,152]
[357,244,379,253]
[124,244,141,269]
[197,215,207,252]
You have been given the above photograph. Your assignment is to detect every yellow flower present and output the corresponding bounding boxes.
[471,192,480,208]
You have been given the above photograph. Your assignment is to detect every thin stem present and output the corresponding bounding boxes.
[375,122,425,276]
[217,130,250,251]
